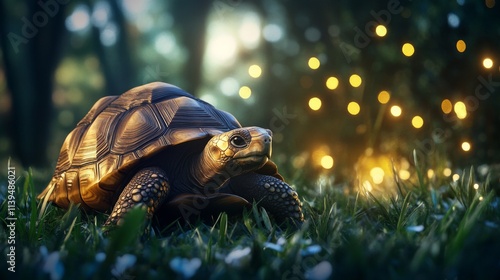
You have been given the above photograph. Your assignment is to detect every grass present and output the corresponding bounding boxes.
[1,163,500,280]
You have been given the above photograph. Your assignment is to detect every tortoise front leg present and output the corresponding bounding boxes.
[221,172,304,225]
[104,167,170,229]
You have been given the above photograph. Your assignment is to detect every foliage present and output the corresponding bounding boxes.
[1,164,499,279]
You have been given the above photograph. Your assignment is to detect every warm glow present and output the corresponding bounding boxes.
[452,174,460,182]
[402,43,415,57]
[326,76,339,90]
[456,40,466,53]
[427,169,435,179]
[411,116,424,128]
[347,102,361,115]
[483,57,494,69]
[378,90,390,104]
[363,180,373,192]
[248,64,262,78]
[399,170,411,180]
[441,99,453,114]
[473,183,479,190]
[375,25,387,37]
[238,13,261,49]
[454,101,467,119]
[461,141,471,152]
[390,105,402,117]
[321,155,334,169]
[349,74,362,87]
[292,154,307,169]
[370,167,385,184]
[239,86,252,99]
[443,168,452,177]
[308,57,320,70]
[205,31,238,66]
[309,97,322,111]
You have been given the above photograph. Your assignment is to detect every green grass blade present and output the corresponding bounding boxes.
[260,207,273,232]
[25,169,38,243]
[396,192,412,232]
[218,212,228,246]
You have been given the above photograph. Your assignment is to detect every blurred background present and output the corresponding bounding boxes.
[0,0,499,191]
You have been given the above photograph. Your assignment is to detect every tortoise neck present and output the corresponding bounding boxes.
[190,151,235,191]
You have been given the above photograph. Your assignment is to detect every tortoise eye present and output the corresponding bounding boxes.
[230,135,247,148]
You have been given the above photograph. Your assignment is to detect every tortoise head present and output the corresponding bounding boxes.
[207,127,272,173]
[191,127,273,188]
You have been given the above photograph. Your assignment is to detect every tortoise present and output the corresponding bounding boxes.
[38,82,303,231]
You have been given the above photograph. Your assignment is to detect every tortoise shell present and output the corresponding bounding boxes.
[39,82,266,212]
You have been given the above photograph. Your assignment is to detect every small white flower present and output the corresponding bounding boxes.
[277,237,286,246]
[263,242,284,252]
[42,251,65,280]
[39,246,49,257]
[224,247,251,267]
[95,252,106,262]
[301,244,322,256]
[305,261,333,280]
[169,257,202,279]
[112,254,137,278]
[406,225,425,232]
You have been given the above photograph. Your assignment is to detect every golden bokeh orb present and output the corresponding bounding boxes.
[309,97,322,111]
[402,43,415,57]
[308,57,320,70]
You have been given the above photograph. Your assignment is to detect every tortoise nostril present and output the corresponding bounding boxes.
[266,129,273,137]
[264,136,271,143]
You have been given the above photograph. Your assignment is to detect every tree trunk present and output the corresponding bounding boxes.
[0,1,67,167]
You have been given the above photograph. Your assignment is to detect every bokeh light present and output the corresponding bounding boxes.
[205,25,238,66]
[390,105,402,117]
[347,102,361,115]
[399,170,411,180]
[238,13,261,49]
[363,181,373,192]
[427,169,435,179]
[411,116,424,128]
[454,101,467,119]
[248,64,262,78]
[219,77,239,96]
[65,5,90,32]
[375,25,387,37]
[239,86,252,99]
[441,99,453,114]
[483,57,493,69]
[447,13,460,28]
[349,74,362,87]
[402,43,415,57]
[452,174,460,182]
[461,141,471,152]
[262,24,283,42]
[456,40,466,53]
[320,155,334,169]
[309,97,322,111]
[326,76,339,90]
[378,90,390,104]
[370,167,385,184]
[308,57,320,70]
[443,168,452,177]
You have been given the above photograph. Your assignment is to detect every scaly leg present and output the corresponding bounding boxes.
[221,172,304,225]
[104,167,170,229]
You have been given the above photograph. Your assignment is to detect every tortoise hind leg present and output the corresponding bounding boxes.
[104,167,170,229]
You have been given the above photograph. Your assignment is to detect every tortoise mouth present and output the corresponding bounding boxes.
[233,151,270,160]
